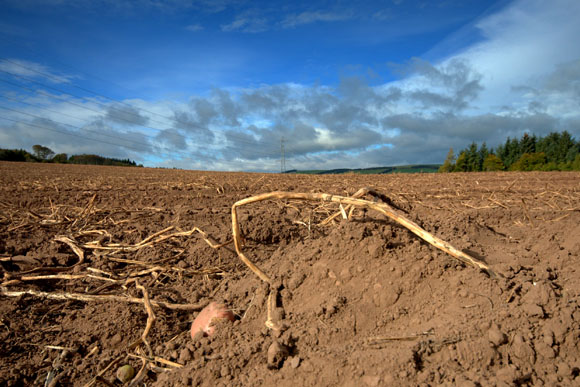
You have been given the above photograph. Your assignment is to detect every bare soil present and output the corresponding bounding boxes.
[1,161,579,386]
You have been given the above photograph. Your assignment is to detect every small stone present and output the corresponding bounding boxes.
[488,325,507,347]
[267,340,289,369]
[289,356,300,369]
[116,364,135,384]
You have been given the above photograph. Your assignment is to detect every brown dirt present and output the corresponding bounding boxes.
[1,161,579,386]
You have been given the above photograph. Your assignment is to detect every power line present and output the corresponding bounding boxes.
[0,69,176,130]
[0,61,285,149]
[0,35,145,96]
[0,73,285,152]
[0,115,152,154]
[0,102,285,161]
[0,66,299,160]
[0,58,301,162]
[0,93,104,126]
[0,104,155,151]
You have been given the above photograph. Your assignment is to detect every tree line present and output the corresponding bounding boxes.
[439,131,580,172]
[0,145,142,167]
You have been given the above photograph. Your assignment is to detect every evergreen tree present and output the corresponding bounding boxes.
[566,145,579,163]
[0,149,30,162]
[558,131,575,162]
[503,137,522,168]
[536,131,570,163]
[478,142,490,171]
[441,130,579,173]
[520,133,536,154]
[465,142,479,171]
[495,143,506,164]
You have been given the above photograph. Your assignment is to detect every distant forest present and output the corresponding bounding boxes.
[439,131,580,172]
[0,145,141,167]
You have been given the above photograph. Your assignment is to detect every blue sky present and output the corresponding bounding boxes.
[0,0,579,171]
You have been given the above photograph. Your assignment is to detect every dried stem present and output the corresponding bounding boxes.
[135,281,156,357]
[0,287,206,311]
[231,188,498,283]
[81,226,229,252]
[128,353,184,369]
[1,273,120,287]
[54,236,85,265]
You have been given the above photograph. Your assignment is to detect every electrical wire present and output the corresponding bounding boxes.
[0,64,284,149]
[0,57,296,166]
[0,103,284,161]
[0,115,152,154]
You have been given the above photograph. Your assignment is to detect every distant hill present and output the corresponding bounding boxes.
[285,164,441,175]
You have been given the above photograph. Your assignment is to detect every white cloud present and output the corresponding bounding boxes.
[221,11,269,33]
[281,10,353,28]
[185,23,204,32]
[451,0,580,112]
[0,58,78,84]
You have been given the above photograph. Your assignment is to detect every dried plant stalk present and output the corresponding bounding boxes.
[135,281,156,357]
[54,236,85,265]
[71,193,97,229]
[231,189,497,283]
[1,273,119,287]
[80,226,229,252]
[0,288,206,311]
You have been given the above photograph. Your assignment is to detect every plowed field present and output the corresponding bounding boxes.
[1,162,579,386]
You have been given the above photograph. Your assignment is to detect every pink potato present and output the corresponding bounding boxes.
[191,302,235,339]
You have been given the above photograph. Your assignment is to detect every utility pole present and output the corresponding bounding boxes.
[280,136,286,173]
